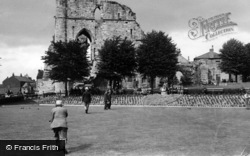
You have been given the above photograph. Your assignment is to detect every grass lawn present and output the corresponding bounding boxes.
[1,105,250,156]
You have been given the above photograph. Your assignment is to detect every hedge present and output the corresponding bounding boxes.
[0,96,24,104]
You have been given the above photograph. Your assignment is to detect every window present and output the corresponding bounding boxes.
[118,13,121,19]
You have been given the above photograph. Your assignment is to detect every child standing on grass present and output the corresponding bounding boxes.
[49,100,68,154]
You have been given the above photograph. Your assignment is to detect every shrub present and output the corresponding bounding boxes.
[90,87,105,95]
[43,92,56,97]
[183,88,205,94]
[122,89,135,95]
[0,96,24,104]
[223,88,244,94]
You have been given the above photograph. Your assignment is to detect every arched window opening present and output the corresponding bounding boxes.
[76,29,93,61]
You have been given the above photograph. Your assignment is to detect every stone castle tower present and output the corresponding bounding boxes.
[39,0,144,93]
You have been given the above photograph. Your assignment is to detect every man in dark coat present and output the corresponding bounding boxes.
[104,88,112,110]
[82,87,92,114]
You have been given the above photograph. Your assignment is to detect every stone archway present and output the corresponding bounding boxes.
[76,28,93,43]
[76,28,94,61]
[76,28,98,77]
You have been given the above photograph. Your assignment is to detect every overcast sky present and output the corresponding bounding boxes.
[1,0,250,83]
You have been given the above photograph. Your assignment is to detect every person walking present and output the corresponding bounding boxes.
[49,100,68,154]
[82,87,92,114]
[104,87,112,110]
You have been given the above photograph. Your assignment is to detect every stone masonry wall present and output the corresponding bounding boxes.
[41,0,144,93]
[55,0,143,55]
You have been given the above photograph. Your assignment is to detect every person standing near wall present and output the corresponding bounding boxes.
[244,90,250,109]
[104,87,112,110]
[82,87,92,114]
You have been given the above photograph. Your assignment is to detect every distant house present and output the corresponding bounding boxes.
[178,55,191,66]
[193,46,229,84]
[2,74,35,94]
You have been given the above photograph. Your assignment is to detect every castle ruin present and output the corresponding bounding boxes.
[38,0,144,93]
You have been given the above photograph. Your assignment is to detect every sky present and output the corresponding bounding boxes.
[0,0,250,83]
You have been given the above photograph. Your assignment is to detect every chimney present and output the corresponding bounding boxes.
[209,45,214,58]
[210,45,214,52]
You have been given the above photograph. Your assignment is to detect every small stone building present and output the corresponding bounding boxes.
[193,46,229,84]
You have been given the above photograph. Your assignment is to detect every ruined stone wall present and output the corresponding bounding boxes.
[53,0,144,63]
[55,0,143,50]
[40,0,144,93]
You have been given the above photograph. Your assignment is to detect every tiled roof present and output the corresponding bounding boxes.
[194,52,220,60]
[178,55,189,63]
[194,46,220,60]
[14,76,34,83]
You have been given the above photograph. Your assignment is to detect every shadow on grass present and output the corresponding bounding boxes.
[68,144,92,153]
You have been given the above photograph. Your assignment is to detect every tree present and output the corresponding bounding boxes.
[243,43,250,81]
[97,36,136,88]
[136,30,179,91]
[42,40,90,96]
[36,70,44,80]
[219,38,246,82]
[180,70,193,86]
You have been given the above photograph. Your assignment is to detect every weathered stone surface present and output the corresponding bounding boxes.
[40,0,144,93]
[36,79,55,94]
[54,0,143,52]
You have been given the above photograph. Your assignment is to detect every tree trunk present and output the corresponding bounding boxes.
[242,74,247,82]
[64,81,68,97]
[235,74,238,82]
[108,79,112,88]
[150,76,155,94]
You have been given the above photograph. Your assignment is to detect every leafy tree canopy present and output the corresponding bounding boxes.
[219,38,246,76]
[136,30,179,88]
[243,43,250,80]
[42,40,90,83]
[97,36,137,85]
